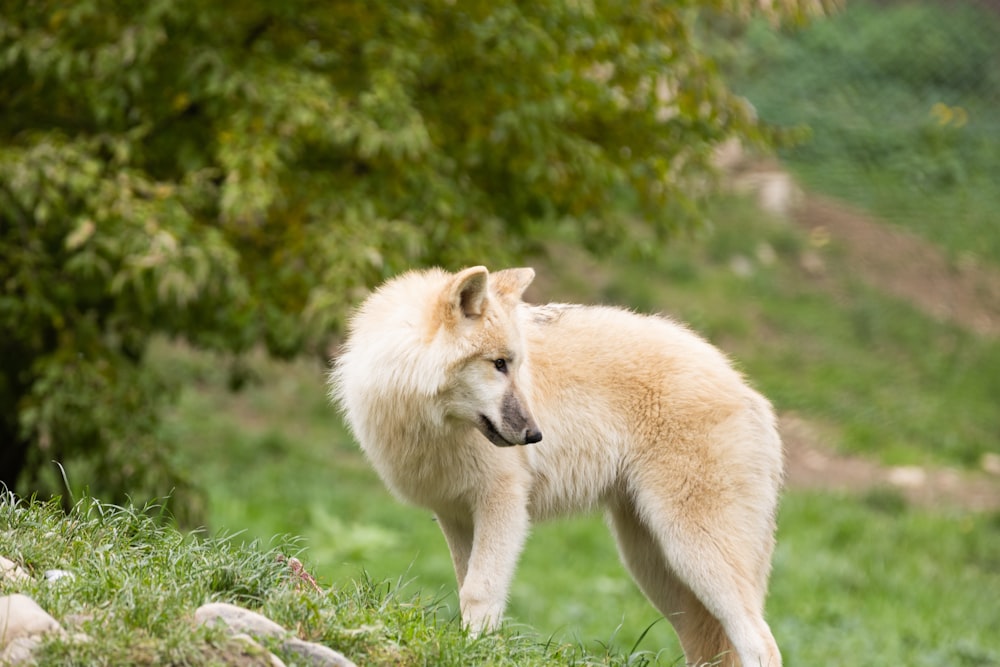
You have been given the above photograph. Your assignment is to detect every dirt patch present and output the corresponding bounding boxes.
[781,413,1000,512]
[729,166,1000,512]
[727,156,1000,510]
[727,152,1000,336]
[791,194,1000,338]
[781,191,1000,511]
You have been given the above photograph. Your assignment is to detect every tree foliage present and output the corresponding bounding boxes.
[0,0,824,516]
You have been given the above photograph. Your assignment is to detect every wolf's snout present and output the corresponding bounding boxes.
[503,388,541,445]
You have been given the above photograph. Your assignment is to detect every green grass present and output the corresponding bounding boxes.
[138,186,1000,664]
[147,248,1000,662]
[9,5,1000,663]
[771,491,1000,665]
[723,0,1000,265]
[7,486,997,666]
[0,493,297,666]
[0,493,647,666]
[6,488,998,665]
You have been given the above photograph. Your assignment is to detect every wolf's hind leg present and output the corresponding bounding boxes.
[607,499,739,666]
[628,484,782,667]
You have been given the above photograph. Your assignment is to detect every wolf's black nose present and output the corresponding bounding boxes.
[524,429,543,444]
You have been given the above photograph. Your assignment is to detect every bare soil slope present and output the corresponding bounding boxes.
[783,193,1000,511]
[794,195,1000,337]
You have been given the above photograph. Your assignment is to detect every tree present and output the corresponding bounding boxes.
[0,0,824,518]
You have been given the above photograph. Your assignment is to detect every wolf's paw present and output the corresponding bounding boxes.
[459,595,504,635]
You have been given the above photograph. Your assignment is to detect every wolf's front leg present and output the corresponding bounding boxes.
[459,491,531,634]
[436,514,473,589]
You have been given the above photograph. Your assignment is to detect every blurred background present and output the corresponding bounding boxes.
[2,1,999,664]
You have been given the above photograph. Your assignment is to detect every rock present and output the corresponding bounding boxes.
[44,569,75,583]
[0,595,63,645]
[0,594,67,665]
[1,635,41,665]
[888,466,927,488]
[195,602,357,667]
[731,169,804,218]
[756,242,777,266]
[281,637,357,667]
[729,254,754,278]
[756,171,803,217]
[0,557,29,584]
[230,633,287,667]
[195,602,287,639]
[981,452,1000,476]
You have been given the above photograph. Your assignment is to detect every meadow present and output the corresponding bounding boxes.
[157,189,1000,664]
[7,1,1000,664]
[724,0,1000,265]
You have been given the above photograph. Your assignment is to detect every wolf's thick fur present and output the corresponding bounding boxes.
[331,266,784,667]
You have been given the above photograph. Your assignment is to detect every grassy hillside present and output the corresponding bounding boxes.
[9,2,1000,663]
[149,188,1000,664]
[4,486,998,665]
[724,0,1000,265]
[13,191,1000,664]
[0,494,623,666]
[154,305,1000,665]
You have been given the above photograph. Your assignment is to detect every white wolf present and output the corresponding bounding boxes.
[331,265,784,666]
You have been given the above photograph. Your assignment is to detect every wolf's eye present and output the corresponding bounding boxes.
[493,358,508,374]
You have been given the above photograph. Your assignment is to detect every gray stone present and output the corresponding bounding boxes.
[280,637,357,667]
[43,569,75,583]
[0,557,29,584]
[0,595,62,645]
[195,602,287,639]
[230,633,287,667]
[0,595,68,666]
[194,602,357,667]
[0,635,41,665]
[0,634,87,667]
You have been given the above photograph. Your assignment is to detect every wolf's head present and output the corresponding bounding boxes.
[332,266,542,452]
[436,266,543,447]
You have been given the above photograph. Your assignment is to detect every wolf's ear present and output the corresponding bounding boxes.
[447,265,489,320]
[490,268,535,303]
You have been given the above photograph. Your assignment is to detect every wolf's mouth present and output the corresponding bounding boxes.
[478,415,516,447]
